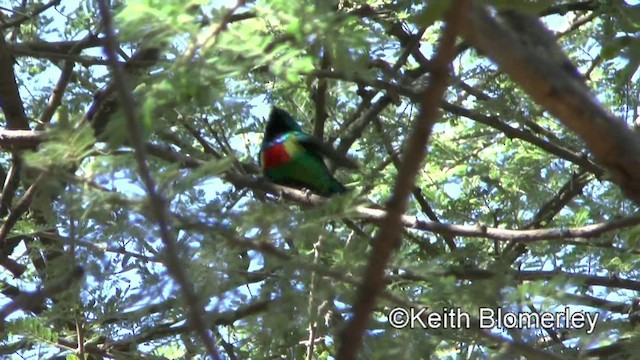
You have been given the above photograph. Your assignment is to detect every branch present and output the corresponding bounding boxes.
[0,0,61,31]
[105,299,273,352]
[502,170,592,261]
[441,102,604,176]
[458,3,640,203]
[307,70,605,177]
[0,265,84,322]
[540,1,599,16]
[0,174,43,277]
[0,130,43,150]
[8,48,111,66]
[559,292,629,314]
[0,131,629,244]
[401,268,640,293]
[0,24,30,130]
[0,257,25,278]
[40,32,97,125]
[215,220,566,360]
[0,155,21,236]
[143,142,640,243]
[0,176,41,247]
[96,1,220,359]
[335,95,394,155]
[334,22,428,155]
[7,38,103,54]
[34,231,159,264]
[336,2,468,359]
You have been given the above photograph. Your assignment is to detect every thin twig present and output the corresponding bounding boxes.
[105,299,272,352]
[32,231,159,263]
[76,314,85,359]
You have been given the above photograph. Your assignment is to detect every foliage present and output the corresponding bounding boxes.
[0,0,639,359]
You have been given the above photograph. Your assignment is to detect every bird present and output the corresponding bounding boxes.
[259,107,357,197]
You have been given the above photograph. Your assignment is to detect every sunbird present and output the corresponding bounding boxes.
[259,107,357,197]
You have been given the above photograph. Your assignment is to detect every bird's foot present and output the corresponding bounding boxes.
[302,188,313,200]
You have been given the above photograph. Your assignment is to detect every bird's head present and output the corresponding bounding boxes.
[264,107,303,141]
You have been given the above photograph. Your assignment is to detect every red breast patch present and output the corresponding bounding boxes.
[262,143,291,168]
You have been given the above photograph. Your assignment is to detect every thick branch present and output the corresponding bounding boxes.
[0,25,30,130]
[458,3,640,203]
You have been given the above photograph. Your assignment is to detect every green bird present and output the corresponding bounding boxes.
[259,107,357,197]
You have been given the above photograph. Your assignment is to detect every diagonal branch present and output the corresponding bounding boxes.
[308,70,605,177]
[0,175,42,247]
[372,116,457,251]
[502,170,593,261]
[0,0,61,31]
[39,34,100,126]
[441,102,604,176]
[0,265,84,323]
[458,3,640,203]
[336,2,469,359]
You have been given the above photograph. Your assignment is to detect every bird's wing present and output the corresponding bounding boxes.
[295,132,359,170]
